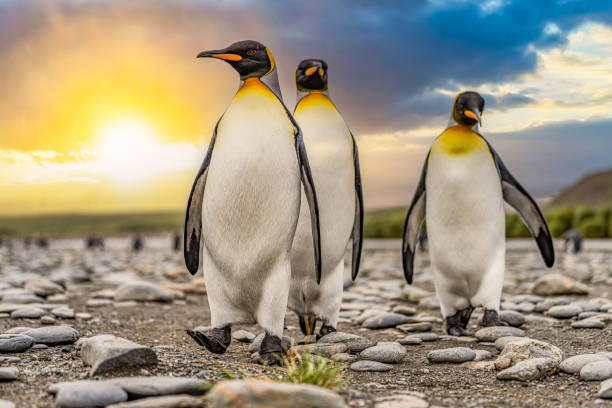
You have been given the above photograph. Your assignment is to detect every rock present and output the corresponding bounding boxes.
[524,315,562,327]
[398,336,423,345]
[0,401,15,408]
[76,313,92,320]
[359,342,406,364]
[232,330,255,343]
[362,313,411,329]
[78,334,158,376]
[374,393,429,408]
[571,319,605,329]
[248,334,292,353]
[391,305,416,316]
[41,316,56,325]
[598,378,612,399]
[499,310,525,327]
[560,354,608,374]
[534,297,570,312]
[531,274,589,296]
[350,360,392,372]
[206,379,348,408]
[515,302,535,313]
[86,299,113,307]
[572,300,600,312]
[397,322,432,333]
[21,325,79,345]
[497,357,558,381]
[418,296,440,310]
[296,335,318,345]
[317,332,374,353]
[106,395,205,408]
[292,343,348,358]
[52,307,75,319]
[50,377,205,399]
[546,305,582,319]
[10,307,45,319]
[355,309,385,324]
[475,326,525,342]
[24,279,64,297]
[330,353,356,363]
[427,347,476,363]
[411,333,439,342]
[473,350,492,361]
[0,334,34,353]
[2,295,45,304]
[55,381,128,407]
[0,367,19,381]
[580,359,612,381]
[494,338,564,370]
[402,286,432,303]
[114,282,174,302]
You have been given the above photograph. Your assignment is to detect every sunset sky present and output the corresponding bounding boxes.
[0,0,611,214]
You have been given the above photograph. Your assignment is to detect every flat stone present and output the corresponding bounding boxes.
[560,354,609,374]
[524,315,562,327]
[52,307,75,319]
[21,325,79,345]
[475,326,525,342]
[114,282,173,303]
[398,336,423,345]
[232,330,255,343]
[330,353,356,363]
[499,310,525,327]
[317,332,374,353]
[349,360,392,372]
[76,313,92,320]
[427,347,476,363]
[0,334,34,353]
[494,338,564,370]
[391,305,416,316]
[571,319,605,329]
[0,367,19,381]
[24,279,64,297]
[580,359,612,381]
[359,342,406,364]
[77,334,158,376]
[374,394,429,408]
[402,286,432,303]
[206,379,348,408]
[534,297,570,312]
[362,313,411,329]
[515,302,535,313]
[10,307,45,319]
[546,305,582,319]
[0,400,15,408]
[292,343,348,358]
[55,381,128,407]
[531,274,589,296]
[397,322,432,333]
[572,301,600,312]
[473,350,492,361]
[497,357,558,381]
[598,378,612,399]
[411,333,439,342]
[106,395,205,408]
[418,296,440,310]
[2,295,45,304]
[41,316,56,325]
[86,299,113,307]
[0,357,20,364]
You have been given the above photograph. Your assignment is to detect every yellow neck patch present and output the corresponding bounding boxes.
[235,78,276,101]
[433,125,485,156]
[295,92,336,113]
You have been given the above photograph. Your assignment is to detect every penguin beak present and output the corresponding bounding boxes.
[305,66,318,76]
[197,50,242,61]
[464,109,482,126]
[318,68,325,76]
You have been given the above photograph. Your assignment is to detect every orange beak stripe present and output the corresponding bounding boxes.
[212,54,242,61]
[318,68,324,76]
[305,67,318,76]
[464,110,478,121]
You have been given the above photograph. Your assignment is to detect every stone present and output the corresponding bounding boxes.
[397,322,432,333]
[0,334,34,353]
[427,347,476,363]
[402,286,432,303]
[10,307,45,319]
[515,302,535,313]
[0,401,15,408]
[76,312,92,320]
[24,279,64,297]
[78,334,158,376]
[546,305,582,319]
[359,342,406,364]
[106,395,205,408]
[524,315,562,327]
[418,296,440,310]
[571,319,605,329]
[206,380,347,408]
[41,316,56,325]
[87,299,113,307]
[534,297,570,312]
[330,353,356,363]
[499,310,525,327]
[55,381,128,407]
[474,326,525,342]
[349,360,392,372]
[411,333,439,342]
[374,394,429,408]
[531,274,589,296]
[292,343,348,358]
[494,338,564,370]
[598,378,612,399]
[2,294,45,304]
[0,367,19,381]
[232,330,255,343]
[473,350,492,361]
[580,359,612,381]
[114,282,174,303]
[362,313,411,329]
[398,336,423,345]
[572,301,600,312]
[21,325,79,345]
[296,335,318,345]
[497,357,558,381]
[317,332,374,353]
[560,354,608,374]
[52,307,75,319]
[391,305,416,316]
[50,377,205,399]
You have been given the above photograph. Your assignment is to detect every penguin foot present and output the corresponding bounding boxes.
[459,306,475,328]
[317,324,337,340]
[258,333,284,366]
[482,309,508,327]
[186,326,231,354]
[446,312,470,336]
[298,314,318,336]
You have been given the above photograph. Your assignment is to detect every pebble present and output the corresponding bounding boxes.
[106,395,205,408]
[318,332,374,353]
[292,343,348,358]
[494,338,564,370]
[474,326,525,342]
[531,273,589,296]
[571,319,605,329]
[350,360,392,372]
[411,333,439,342]
[0,401,15,408]
[24,279,64,297]
[515,302,535,313]
[473,350,492,361]
[0,334,34,353]
[391,305,416,316]
[402,286,432,303]
[10,307,45,319]
[50,377,206,399]
[374,394,428,408]
[331,353,356,363]
[77,334,158,376]
[114,282,174,303]
[86,299,113,307]
[55,382,128,407]
[52,307,75,319]
[76,312,92,320]
[598,378,612,399]
[397,336,423,345]
[534,297,570,312]
[497,357,558,381]
[499,310,525,327]
[396,322,432,333]
[359,342,406,364]
[560,354,609,374]
[418,296,440,310]
[232,330,255,343]
[41,316,56,325]
[362,313,411,329]
[546,305,582,319]
[0,367,19,381]
[580,359,612,381]
[427,347,476,363]
[21,325,79,345]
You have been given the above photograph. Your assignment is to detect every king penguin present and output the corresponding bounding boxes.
[183,40,322,365]
[289,59,364,337]
[402,91,554,336]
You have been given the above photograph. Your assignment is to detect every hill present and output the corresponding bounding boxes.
[551,169,612,208]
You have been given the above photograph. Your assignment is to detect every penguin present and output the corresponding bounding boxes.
[183,40,321,365]
[402,91,554,336]
[288,59,363,338]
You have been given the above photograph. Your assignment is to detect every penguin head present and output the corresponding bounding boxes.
[197,40,275,80]
[452,91,485,127]
[295,59,328,92]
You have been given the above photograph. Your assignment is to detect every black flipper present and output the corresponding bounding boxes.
[401,151,430,284]
[350,132,364,280]
[482,137,555,267]
[183,120,220,275]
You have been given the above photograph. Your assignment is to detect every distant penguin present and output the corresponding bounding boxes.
[562,229,582,253]
[183,41,321,365]
[402,91,554,335]
[132,235,143,252]
[172,233,181,252]
[289,59,363,337]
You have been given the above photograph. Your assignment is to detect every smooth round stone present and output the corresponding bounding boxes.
[5,327,32,334]
[52,307,75,319]
[349,360,392,372]
[494,336,526,351]
[41,316,56,325]
[362,313,411,329]
[560,354,609,374]
[547,305,583,319]
[0,367,19,381]
[56,382,128,407]
[599,378,612,399]
[572,301,600,312]
[21,325,79,345]
[418,296,440,310]
[32,344,48,350]
[473,350,492,361]
[331,353,356,363]
[456,336,478,343]
[516,302,535,313]
[232,330,255,343]
[581,359,612,381]
[475,326,525,342]
[413,333,439,342]
[427,347,476,363]
[76,313,92,320]
[499,310,525,327]
[572,319,605,329]
[534,297,571,312]
[375,394,428,408]
[0,400,15,408]
[398,336,423,345]
[397,322,432,333]
[391,305,416,316]
[10,307,45,319]
[578,311,602,320]
[0,334,34,353]
[86,299,113,307]
[359,342,407,364]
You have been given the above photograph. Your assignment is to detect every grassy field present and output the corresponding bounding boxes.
[0,206,610,238]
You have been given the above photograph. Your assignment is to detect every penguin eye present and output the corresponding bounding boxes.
[246,49,256,56]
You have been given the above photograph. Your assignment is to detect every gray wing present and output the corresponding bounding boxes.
[183,120,220,275]
[483,138,555,267]
[402,151,429,284]
[350,132,364,280]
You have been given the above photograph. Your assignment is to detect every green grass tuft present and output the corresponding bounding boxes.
[282,351,346,389]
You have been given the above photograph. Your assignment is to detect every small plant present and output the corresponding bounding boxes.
[283,350,346,389]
